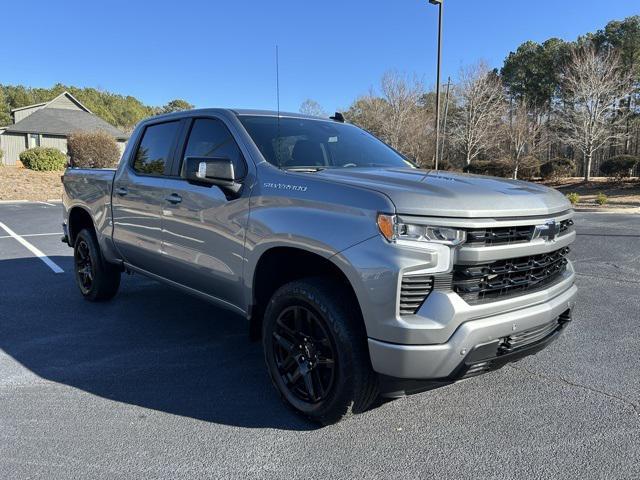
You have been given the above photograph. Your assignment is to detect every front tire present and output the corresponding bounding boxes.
[74,228,120,301]
[262,278,378,424]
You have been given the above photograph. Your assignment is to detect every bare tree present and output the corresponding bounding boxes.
[378,71,426,152]
[557,46,634,181]
[346,71,433,166]
[299,99,327,117]
[505,99,546,178]
[450,62,506,167]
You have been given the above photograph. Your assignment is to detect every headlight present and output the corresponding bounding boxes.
[377,214,466,246]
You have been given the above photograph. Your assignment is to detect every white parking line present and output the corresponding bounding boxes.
[0,222,64,273]
[0,232,62,239]
[0,200,61,205]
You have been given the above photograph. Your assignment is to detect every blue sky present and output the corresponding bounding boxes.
[1,0,638,113]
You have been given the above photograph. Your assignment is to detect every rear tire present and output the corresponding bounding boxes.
[73,228,120,301]
[262,278,378,425]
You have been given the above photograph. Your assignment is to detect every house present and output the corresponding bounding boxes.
[0,91,128,166]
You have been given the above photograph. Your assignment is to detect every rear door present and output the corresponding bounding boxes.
[157,116,250,308]
[112,120,182,274]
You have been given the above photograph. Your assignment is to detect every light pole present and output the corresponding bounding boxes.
[429,0,443,170]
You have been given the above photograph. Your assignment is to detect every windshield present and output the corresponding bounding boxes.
[238,116,415,169]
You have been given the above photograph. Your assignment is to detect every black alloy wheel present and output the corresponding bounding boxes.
[271,305,336,404]
[263,278,379,424]
[73,228,120,301]
[75,238,94,295]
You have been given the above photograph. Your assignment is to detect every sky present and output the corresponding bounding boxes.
[1,0,638,113]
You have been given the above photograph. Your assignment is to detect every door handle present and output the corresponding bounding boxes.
[115,187,128,196]
[165,193,182,204]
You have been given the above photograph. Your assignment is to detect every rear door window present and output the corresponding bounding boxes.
[182,118,247,178]
[132,121,180,175]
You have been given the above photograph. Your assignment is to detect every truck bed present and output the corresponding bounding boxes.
[62,168,117,247]
[63,168,116,205]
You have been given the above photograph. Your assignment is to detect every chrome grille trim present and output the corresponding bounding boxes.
[456,231,575,264]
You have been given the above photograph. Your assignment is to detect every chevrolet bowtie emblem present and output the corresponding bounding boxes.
[533,220,560,242]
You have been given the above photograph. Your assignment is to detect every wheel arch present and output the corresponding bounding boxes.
[67,206,96,245]
[249,246,365,340]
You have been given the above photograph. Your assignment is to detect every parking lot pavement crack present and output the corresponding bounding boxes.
[508,364,640,417]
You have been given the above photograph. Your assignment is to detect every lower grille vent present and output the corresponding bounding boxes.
[400,275,433,315]
[499,319,560,353]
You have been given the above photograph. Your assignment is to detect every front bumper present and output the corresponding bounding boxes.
[368,281,577,380]
[332,213,578,386]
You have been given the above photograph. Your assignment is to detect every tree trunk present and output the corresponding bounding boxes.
[625,95,632,154]
[584,151,592,182]
[513,163,519,180]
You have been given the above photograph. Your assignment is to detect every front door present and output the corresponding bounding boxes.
[112,120,182,274]
[158,117,250,308]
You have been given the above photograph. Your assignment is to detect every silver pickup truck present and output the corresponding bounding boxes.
[62,109,577,424]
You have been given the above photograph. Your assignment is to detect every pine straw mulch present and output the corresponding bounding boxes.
[0,166,64,201]
[540,177,640,210]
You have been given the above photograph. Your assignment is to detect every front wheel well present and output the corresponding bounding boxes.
[67,207,95,245]
[250,247,363,339]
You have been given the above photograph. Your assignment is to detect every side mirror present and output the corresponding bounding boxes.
[182,156,241,193]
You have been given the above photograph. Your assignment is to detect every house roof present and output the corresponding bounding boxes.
[11,91,93,114]
[4,91,127,140]
[11,102,47,113]
[4,107,128,140]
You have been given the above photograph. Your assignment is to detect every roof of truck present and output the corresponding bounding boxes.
[133,108,343,133]
[230,109,326,120]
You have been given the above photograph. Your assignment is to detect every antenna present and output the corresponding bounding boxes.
[276,45,280,118]
[275,45,282,169]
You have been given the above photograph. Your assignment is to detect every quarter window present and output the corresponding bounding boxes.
[183,118,247,178]
[133,121,180,175]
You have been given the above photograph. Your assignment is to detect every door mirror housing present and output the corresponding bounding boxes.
[182,156,241,193]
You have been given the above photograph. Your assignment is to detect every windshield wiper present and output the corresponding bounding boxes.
[284,167,326,172]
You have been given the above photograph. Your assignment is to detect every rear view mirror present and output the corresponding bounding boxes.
[182,156,241,193]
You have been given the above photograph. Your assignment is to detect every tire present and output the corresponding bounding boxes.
[73,228,120,301]
[262,278,378,425]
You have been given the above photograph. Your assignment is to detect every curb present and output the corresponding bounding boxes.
[574,207,639,214]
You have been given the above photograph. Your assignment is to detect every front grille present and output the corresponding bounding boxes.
[399,274,433,315]
[453,247,570,304]
[559,219,574,233]
[466,225,534,246]
[465,218,574,247]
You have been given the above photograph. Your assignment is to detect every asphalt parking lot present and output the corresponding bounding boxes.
[0,202,638,479]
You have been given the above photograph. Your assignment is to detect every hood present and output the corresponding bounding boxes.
[315,168,571,218]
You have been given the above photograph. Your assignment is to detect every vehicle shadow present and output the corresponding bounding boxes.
[0,256,318,431]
